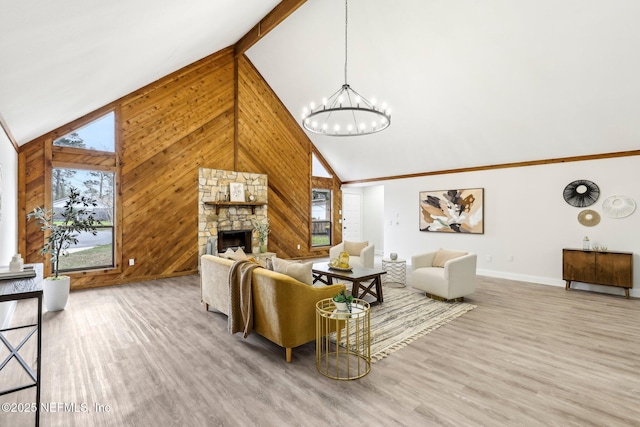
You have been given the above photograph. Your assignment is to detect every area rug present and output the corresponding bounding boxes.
[332,286,476,363]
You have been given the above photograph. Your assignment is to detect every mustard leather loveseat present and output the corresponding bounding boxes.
[200,255,345,362]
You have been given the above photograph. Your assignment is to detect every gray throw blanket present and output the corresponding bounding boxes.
[228,259,261,338]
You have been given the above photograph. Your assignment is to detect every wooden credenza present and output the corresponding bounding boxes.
[562,249,633,298]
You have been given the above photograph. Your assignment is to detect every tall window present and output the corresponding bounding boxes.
[311,189,332,247]
[51,111,117,272]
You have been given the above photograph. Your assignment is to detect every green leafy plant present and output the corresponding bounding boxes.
[251,217,270,243]
[332,290,354,303]
[27,187,101,279]
[333,290,354,312]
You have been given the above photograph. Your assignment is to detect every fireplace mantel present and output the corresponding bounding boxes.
[204,201,267,215]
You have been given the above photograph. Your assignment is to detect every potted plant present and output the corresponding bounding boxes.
[27,187,101,311]
[251,217,270,253]
[332,290,354,312]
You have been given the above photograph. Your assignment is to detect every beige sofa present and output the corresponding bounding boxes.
[200,255,345,362]
[410,249,477,301]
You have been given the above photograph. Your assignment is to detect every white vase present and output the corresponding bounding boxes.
[333,301,348,312]
[9,254,24,272]
[43,276,71,311]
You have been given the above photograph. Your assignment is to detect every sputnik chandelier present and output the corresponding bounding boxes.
[301,0,391,137]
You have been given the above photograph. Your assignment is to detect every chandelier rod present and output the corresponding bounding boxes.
[344,0,348,86]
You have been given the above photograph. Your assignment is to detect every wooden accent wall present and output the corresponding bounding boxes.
[236,56,341,258]
[18,46,342,288]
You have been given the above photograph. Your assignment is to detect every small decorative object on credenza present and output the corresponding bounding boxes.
[27,187,101,311]
[582,236,590,250]
[390,252,398,260]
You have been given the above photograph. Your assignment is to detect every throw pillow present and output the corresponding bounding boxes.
[344,241,369,257]
[220,248,235,259]
[265,257,274,271]
[272,258,313,285]
[432,249,468,268]
[228,247,248,261]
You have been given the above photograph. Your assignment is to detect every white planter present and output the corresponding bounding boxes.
[333,301,348,312]
[43,276,71,311]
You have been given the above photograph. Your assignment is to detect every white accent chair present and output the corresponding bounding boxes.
[329,241,375,268]
[410,249,477,301]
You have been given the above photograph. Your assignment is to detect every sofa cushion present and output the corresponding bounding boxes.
[432,249,467,268]
[272,258,314,285]
[344,241,369,256]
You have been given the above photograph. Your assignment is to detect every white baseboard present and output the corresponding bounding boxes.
[477,268,638,298]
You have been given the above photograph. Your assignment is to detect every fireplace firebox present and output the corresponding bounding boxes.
[218,229,253,253]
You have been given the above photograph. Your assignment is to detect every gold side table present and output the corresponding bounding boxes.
[316,298,370,380]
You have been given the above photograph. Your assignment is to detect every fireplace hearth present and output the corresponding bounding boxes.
[218,229,253,253]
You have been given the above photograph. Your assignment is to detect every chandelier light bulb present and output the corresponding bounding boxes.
[310,102,316,109]
[312,121,318,129]
[347,124,353,133]
[322,97,328,106]
[359,123,366,131]
[334,124,340,133]
[371,98,377,106]
[355,96,361,105]
[322,123,328,131]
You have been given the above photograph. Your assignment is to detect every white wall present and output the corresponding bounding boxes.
[347,156,640,297]
[0,130,18,264]
[363,185,384,255]
[0,130,18,328]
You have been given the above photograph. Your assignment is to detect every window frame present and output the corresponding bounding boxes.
[311,187,333,248]
[48,108,122,276]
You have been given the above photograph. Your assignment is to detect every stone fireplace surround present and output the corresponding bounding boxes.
[198,168,268,257]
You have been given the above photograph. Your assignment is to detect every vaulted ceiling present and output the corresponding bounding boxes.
[2,1,639,182]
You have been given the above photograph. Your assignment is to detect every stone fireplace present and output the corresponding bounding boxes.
[198,168,268,258]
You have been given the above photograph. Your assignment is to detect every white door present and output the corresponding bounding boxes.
[342,193,362,242]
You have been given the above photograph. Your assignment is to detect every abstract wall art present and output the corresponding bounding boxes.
[419,188,484,234]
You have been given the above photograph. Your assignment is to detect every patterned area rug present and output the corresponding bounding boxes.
[333,286,476,363]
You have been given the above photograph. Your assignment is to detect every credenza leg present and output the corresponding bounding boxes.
[565,280,571,290]
[625,288,630,299]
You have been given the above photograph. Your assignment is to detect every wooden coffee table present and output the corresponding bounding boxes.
[312,263,386,303]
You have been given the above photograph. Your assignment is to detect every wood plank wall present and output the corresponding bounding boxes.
[17,47,341,289]
[236,56,342,258]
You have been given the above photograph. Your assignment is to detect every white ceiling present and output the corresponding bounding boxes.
[2,1,640,182]
[247,0,640,181]
[0,0,278,145]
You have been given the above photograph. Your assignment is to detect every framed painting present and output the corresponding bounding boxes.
[419,188,484,234]
[229,182,245,202]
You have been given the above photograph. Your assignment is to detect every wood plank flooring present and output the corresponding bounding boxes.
[3,273,640,426]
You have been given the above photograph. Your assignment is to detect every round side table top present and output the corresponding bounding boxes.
[382,258,406,263]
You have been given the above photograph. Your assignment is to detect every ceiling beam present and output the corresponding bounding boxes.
[234,0,307,57]
[342,150,640,185]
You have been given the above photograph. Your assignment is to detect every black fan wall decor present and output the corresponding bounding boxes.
[563,180,600,207]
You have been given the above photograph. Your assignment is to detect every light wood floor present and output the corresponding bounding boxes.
[3,273,640,426]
